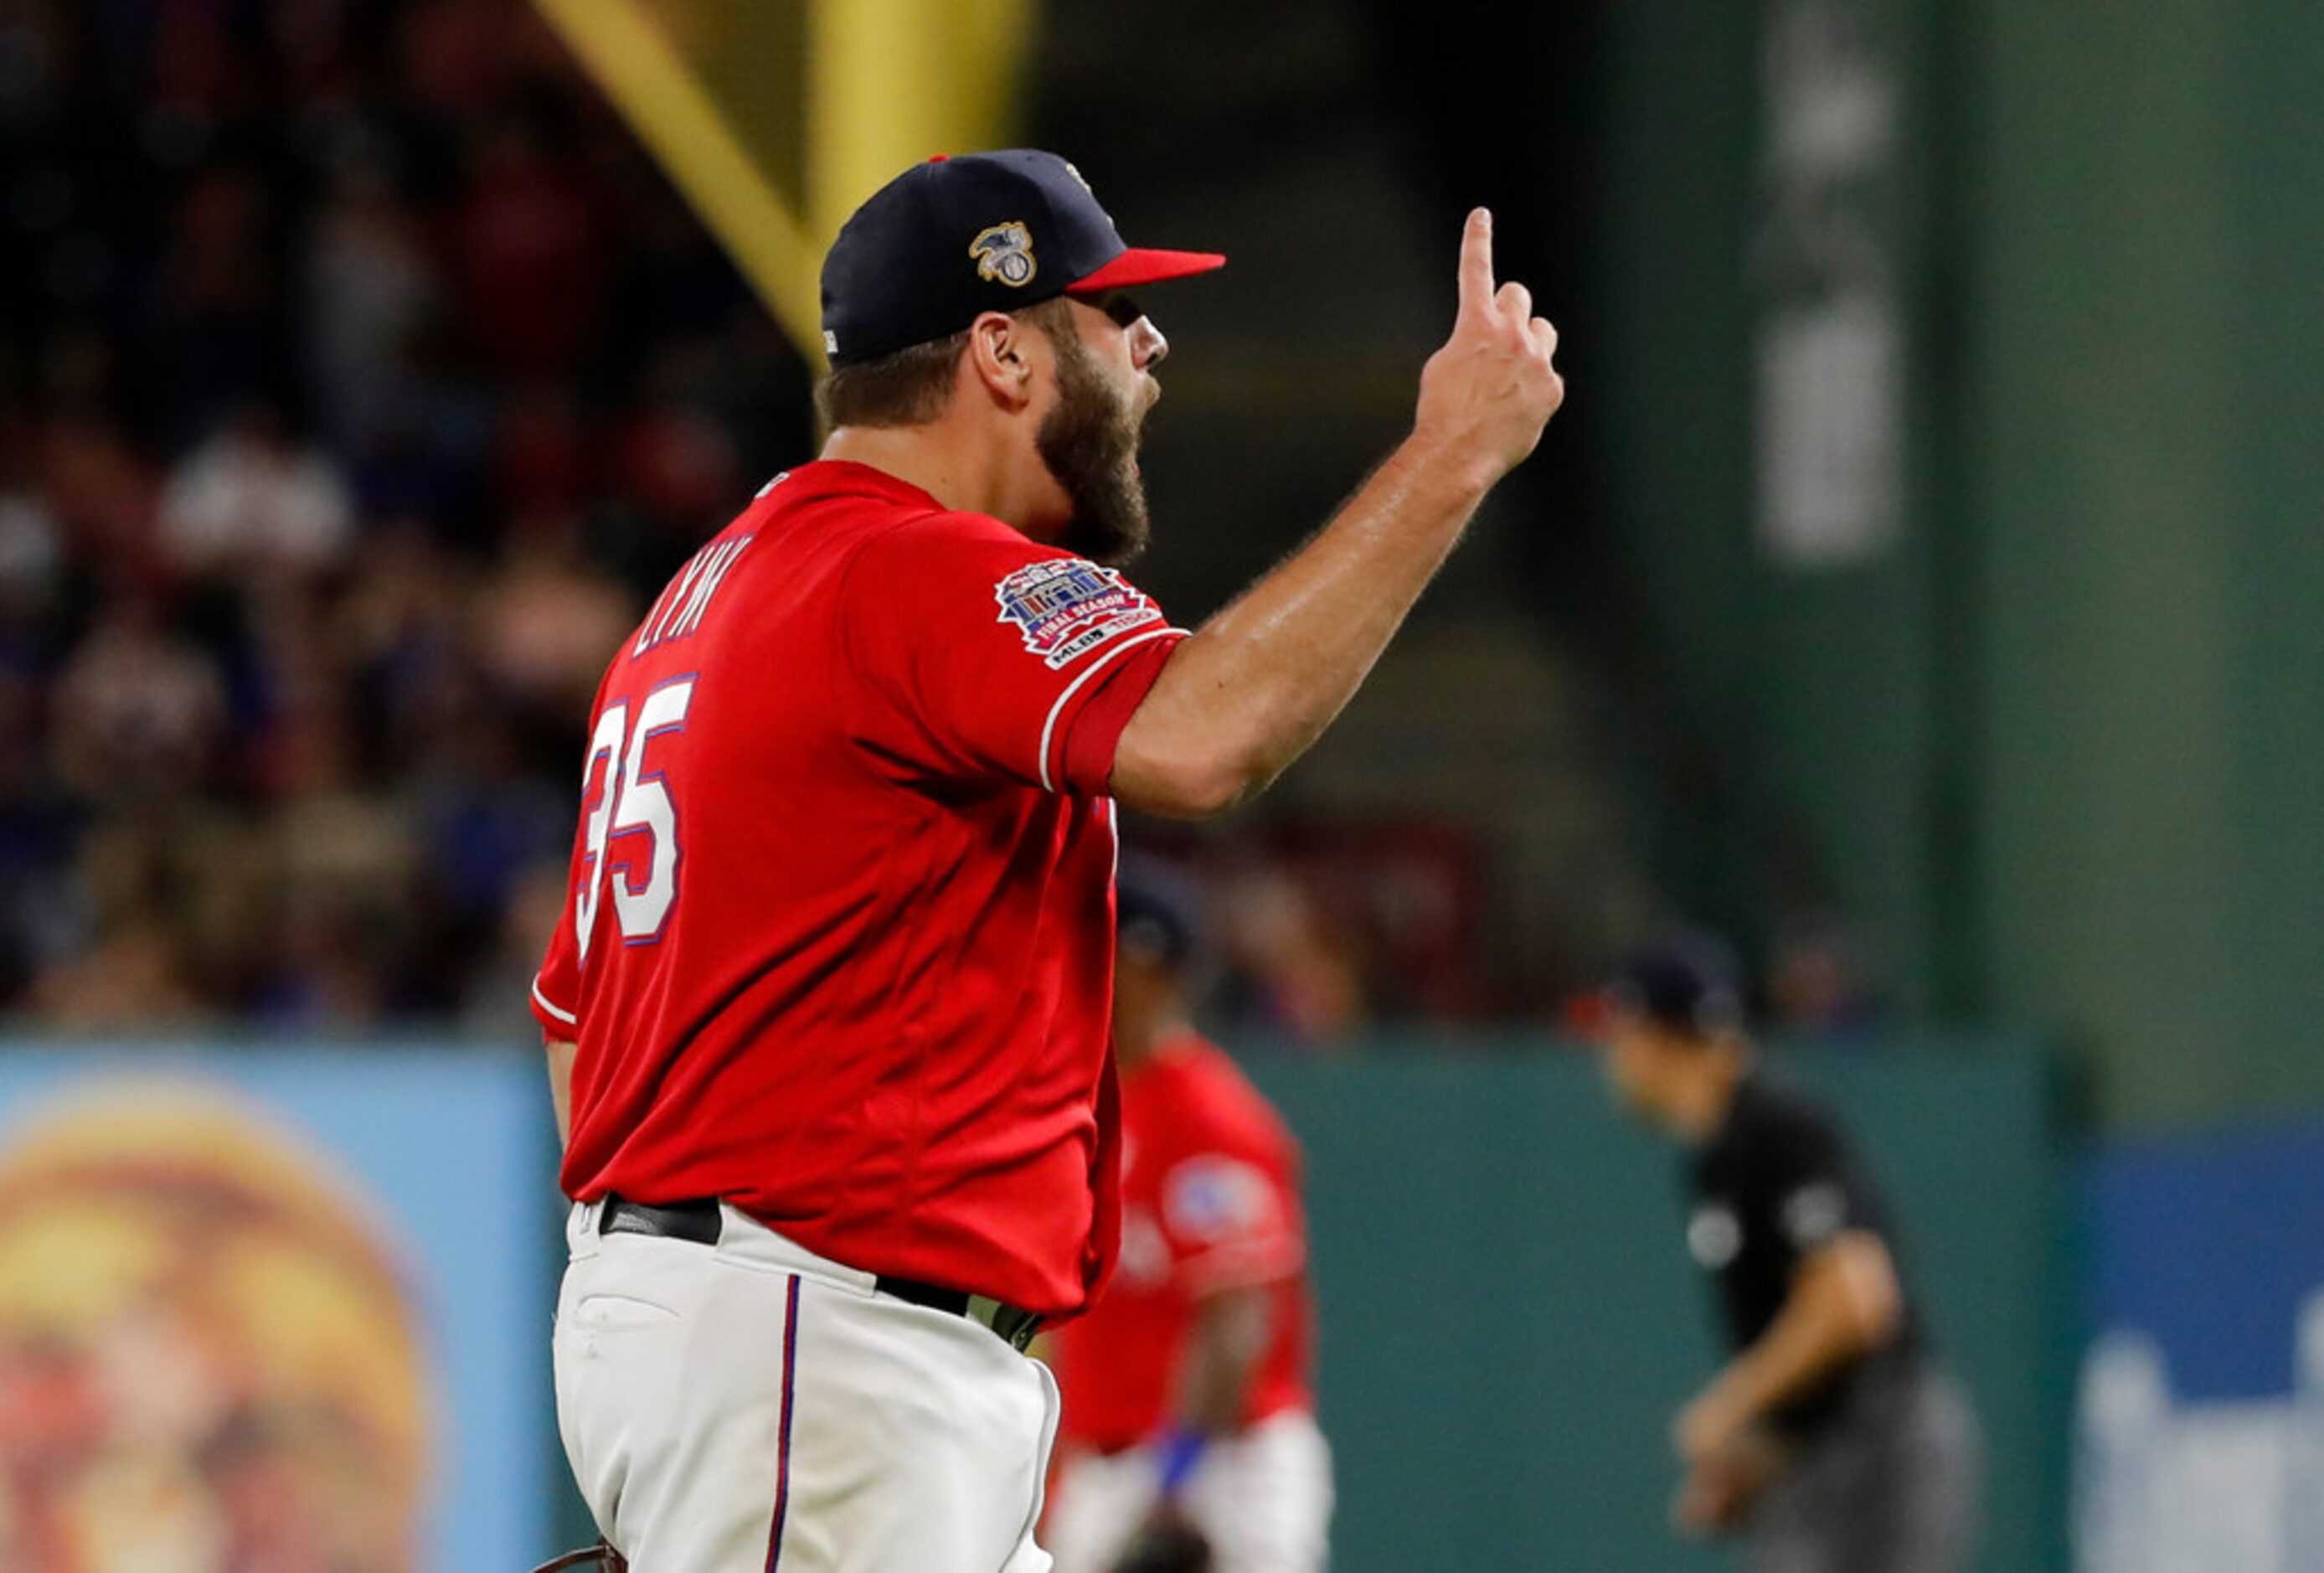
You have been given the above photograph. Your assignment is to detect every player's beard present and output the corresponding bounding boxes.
[1037,327,1151,568]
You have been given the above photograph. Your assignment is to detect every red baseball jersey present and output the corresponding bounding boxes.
[530,459,1188,1318]
[1050,1034,1317,1450]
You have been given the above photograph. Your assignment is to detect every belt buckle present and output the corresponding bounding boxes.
[967,1294,1042,1353]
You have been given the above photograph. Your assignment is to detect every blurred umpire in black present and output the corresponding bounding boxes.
[1598,934,1981,1573]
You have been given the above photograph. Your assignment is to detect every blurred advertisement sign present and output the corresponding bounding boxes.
[2078,1124,2324,1572]
[1753,0,1907,569]
[0,1050,554,1571]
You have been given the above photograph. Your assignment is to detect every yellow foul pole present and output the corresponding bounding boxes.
[537,0,1037,371]
[806,0,1038,238]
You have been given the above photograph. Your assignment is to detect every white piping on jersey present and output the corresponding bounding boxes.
[532,976,579,1026]
[1035,626,1186,792]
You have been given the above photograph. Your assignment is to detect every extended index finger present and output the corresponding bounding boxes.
[1458,208,1495,320]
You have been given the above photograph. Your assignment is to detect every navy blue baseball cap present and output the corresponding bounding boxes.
[819,149,1225,366]
[1116,857,1207,974]
[1609,931,1748,1038]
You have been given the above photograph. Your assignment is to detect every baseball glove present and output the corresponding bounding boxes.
[1109,1519,1214,1573]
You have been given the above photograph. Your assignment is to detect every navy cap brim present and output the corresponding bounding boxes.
[1067,247,1226,294]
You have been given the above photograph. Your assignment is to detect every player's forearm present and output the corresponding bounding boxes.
[547,1039,576,1153]
[1720,1235,1904,1422]
[1172,1284,1276,1435]
[1110,436,1494,817]
[1115,207,1560,816]
[1717,1292,1865,1426]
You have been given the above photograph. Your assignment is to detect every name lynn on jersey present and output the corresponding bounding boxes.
[622,475,805,660]
[634,535,755,660]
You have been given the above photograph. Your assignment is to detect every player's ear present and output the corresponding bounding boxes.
[964,311,1039,413]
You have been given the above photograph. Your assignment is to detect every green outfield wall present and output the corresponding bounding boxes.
[1241,1039,2069,1573]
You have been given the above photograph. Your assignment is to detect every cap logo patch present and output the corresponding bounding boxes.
[970,221,1038,287]
[993,558,1163,669]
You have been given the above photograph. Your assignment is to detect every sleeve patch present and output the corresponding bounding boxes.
[993,558,1164,669]
[1162,1156,1281,1246]
[1779,1181,1850,1250]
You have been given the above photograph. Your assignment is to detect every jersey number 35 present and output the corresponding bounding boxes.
[575,675,696,957]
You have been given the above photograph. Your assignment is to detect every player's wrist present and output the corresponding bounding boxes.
[1710,1368,1770,1435]
[1393,425,1504,509]
[1154,1426,1208,1499]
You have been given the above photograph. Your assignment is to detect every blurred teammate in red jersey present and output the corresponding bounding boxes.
[533,147,1561,1573]
[1047,864,1330,1573]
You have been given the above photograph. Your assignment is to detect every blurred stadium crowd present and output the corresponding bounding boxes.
[0,0,814,1034]
[0,0,1878,1046]
[0,0,1440,1044]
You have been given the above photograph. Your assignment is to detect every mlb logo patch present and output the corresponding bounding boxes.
[993,558,1163,669]
[1165,1157,1277,1244]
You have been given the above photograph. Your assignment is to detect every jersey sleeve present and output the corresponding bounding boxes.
[532,682,615,1041]
[531,887,582,1041]
[834,513,1187,793]
[1154,1142,1306,1297]
[1757,1111,1882,1256]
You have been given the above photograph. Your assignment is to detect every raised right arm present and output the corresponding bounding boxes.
[1110,209,1565,817]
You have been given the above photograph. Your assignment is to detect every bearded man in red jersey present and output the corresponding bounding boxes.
[532,149,1563,1571]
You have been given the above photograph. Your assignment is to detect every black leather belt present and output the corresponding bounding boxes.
[596,1196,1044,1353]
